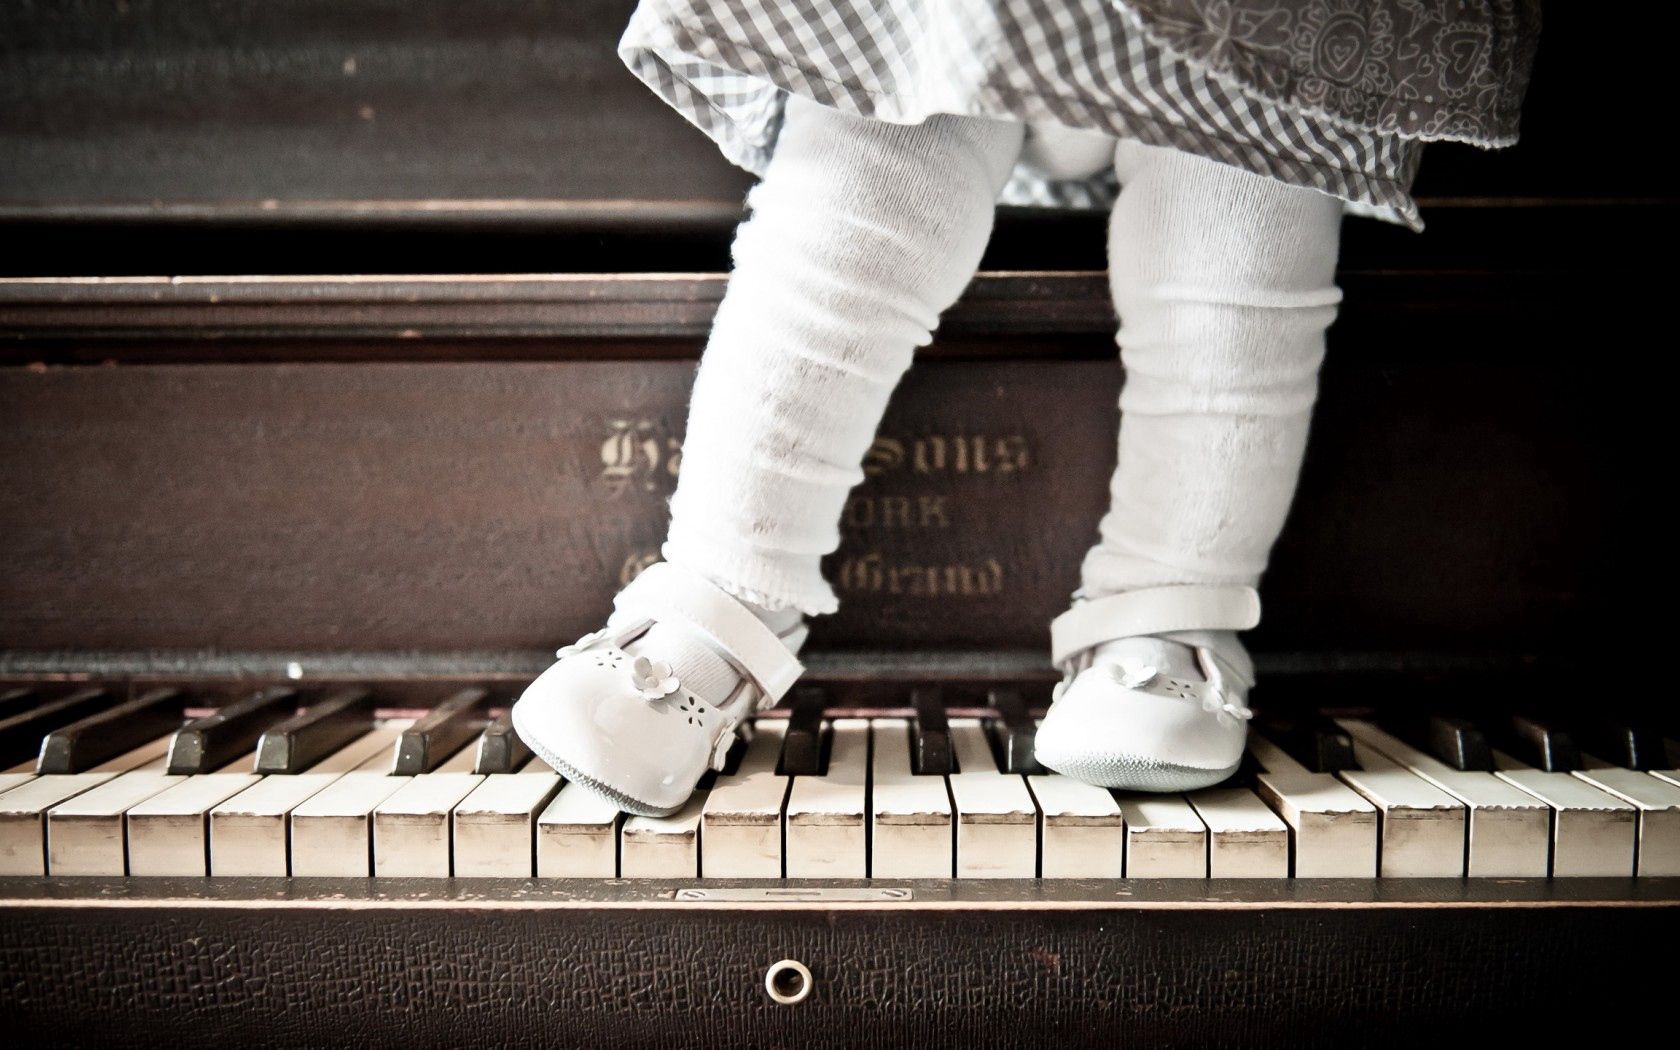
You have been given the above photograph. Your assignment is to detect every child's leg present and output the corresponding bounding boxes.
[1036,140,1343,790]
[514,97,1023,814]
[1084,139,1343,596]
[663,96,1025,617]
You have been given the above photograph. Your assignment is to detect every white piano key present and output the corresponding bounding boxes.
[126,754,262,876]
[620,794,705,878]
[290,743,414,877]
[700,722,790,878]
[1188,788,1289,879]
[0,773,119,875]
[452,766,562,878]
[372,740,484,878]
[0,772,34,795]
[19,736,177,876]
[1027,774,1124,878]
[1572,763,1680,876]
[947,718,1037,879]
[2,731,173,875]
[209,725,408,876]
[1336,743,1467,878]
[784,719,870,878]
[1247,735,1377,878]
[1115,794,1207,877]
[869,718,953,879]
[47,748,184,876]
[1335,719,1550,877]
[537,782,622,878]
[1494,751,1637,877]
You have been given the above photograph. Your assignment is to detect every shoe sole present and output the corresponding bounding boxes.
[1038,750,1240,792]
[510,702,685,819]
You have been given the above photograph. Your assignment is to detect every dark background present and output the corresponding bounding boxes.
[0,1,1662,682]
[0,2,1661,274]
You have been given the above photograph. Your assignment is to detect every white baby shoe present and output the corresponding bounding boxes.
[1034,584,1261,792]
[511,561,808,816]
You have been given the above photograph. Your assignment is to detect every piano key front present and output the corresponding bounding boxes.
[946,719,1038,879]
[3,684,1679,885]
[700,721,790,878]
[783,718,869,878]
[451,759,562,878]
[869,718,953,879]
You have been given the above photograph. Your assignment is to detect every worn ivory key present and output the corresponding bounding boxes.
[452,757,563,878]
[946,718,1037,878]
[700,722,790,878]
[1337,718,1549,877]
[784,719,870,878]
[1247,734,1377,878]
[869,718,953,879]
[209,725,407,877]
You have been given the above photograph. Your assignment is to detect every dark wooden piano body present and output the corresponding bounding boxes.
[0,2,1667,1046]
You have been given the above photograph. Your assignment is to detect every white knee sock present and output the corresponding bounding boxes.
[659,96,1025,618]
[1079,139,1344,609]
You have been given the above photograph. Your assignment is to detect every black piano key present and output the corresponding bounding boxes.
[166,686,299,774]
[986,687,1045,775]
[473,711,533,774]
[394,688,489,774]
[0,687,43,721]
[1426,714,1495,772]
[36,687,186,774]
[254,688,376,775]
[1257,711,1359,773]
[0,687,115,768]
[1556,712,1668,772]
[777,686,827,776]
[910,686,954,775]
[1501,713,1582,772]
[1369,708,1492,772]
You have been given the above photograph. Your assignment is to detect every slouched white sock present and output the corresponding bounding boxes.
[660,95,1025,616]
[1079,139,1344,602]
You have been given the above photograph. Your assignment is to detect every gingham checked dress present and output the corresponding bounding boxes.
[619,0,1542,232]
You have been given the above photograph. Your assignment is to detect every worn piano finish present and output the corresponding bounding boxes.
[0,877,1672,1048]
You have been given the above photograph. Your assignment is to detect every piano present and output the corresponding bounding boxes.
[0,1,1670,1044]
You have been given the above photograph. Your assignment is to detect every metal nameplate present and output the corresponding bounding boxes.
[672,887,913,902]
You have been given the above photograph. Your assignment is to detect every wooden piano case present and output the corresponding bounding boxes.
[0,2,1668,1046]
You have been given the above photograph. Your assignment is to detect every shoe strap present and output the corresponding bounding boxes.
[612,562,806,705]
[1049,584,1260,669]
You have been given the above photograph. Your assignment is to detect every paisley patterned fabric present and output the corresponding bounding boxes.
[618,1,1541,231]
[1122,0,1541,144]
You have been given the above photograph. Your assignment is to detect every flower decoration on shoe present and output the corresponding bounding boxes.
[1200,687,1254,728]
[1103,660,1158,690]
[629,655,681,701]
[555,627,611,660]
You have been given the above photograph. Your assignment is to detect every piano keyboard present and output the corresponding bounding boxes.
[2,687,1679,879]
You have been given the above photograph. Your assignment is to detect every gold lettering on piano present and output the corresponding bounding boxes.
[598,419,681,496]
[837,554,1004,597]
[598,423,1026,493]
[863,435,1030,477]
[842,495,950,529]
[620,550,1004,599]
